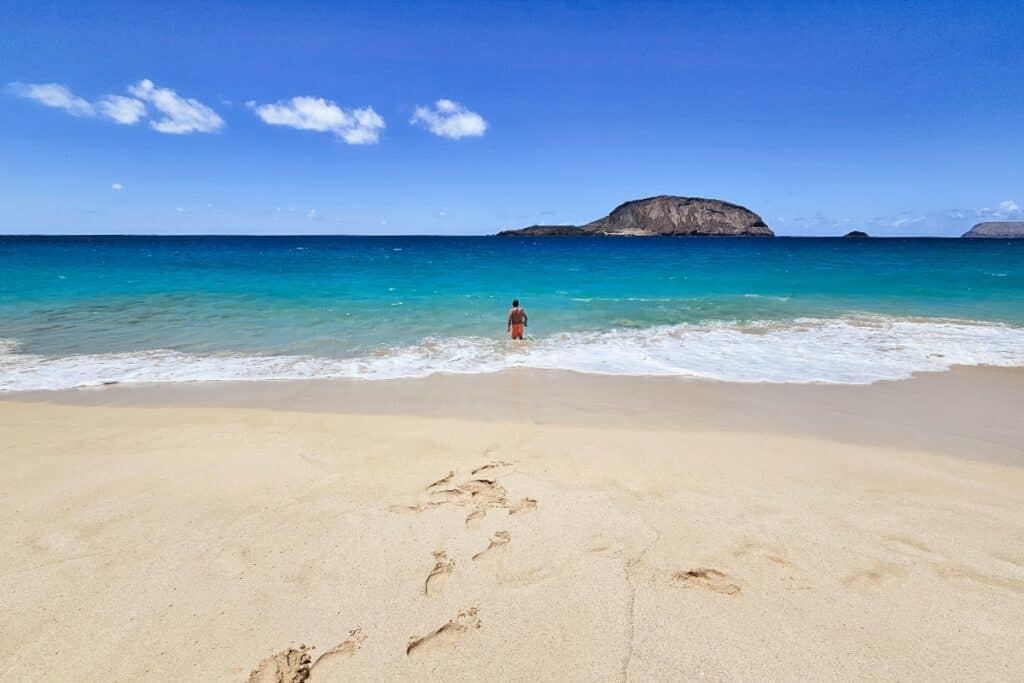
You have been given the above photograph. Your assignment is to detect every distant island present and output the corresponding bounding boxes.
[962,222,1024,239]
[844,230,869,238]
[498,195,774,237]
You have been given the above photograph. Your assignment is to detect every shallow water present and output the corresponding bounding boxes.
[2,235,1022,389]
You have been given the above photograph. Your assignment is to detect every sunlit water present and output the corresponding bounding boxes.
[2,235,1022,389]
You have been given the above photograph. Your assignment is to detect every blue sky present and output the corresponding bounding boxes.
[1,0,1021,236]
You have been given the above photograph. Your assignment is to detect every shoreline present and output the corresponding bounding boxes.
[5,313,1024,391]
[6,364,1023,465]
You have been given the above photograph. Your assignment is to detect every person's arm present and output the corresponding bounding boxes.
[507,310,512,331]
[523,310,528,327]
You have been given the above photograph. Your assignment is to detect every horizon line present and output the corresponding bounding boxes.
[0,232,968,239]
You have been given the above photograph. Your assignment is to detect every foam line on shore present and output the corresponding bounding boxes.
[3,315,1024,391]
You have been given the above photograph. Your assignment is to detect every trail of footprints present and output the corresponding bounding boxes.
[411,460,535,529]
[245,458,810,677]
[247,458,537,678]
[670,541,807,597]
[408,461,536,654]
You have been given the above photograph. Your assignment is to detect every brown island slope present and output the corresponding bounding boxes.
[498,195,774,236]
[962,221,1024,238]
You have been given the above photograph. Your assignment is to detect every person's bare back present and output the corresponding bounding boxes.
[507,299,528,340]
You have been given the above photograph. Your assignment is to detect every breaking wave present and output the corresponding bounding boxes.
[3,315,1024,391]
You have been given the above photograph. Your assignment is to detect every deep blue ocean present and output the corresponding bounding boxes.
[2,235,1023,389]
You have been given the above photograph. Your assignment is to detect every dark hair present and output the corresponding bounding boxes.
[512,299,519,307]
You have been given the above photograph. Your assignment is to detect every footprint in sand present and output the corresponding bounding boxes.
[731,540,793,568]
[407,607,481,656]
[460,478,514,526]
[472,531,511,561]
[465,507,488,527]
[841,561,904,588]
[673,567,742,596]
[307,629,367,682]
[425,550,455,596]
[471,460,513,475]
[402,466,540,527]
[508,497,537,515]
[247,646,312,683]
[426,470,455,490]
[429,487,473,506]
[462,478,509,506]
[249,630,366,683]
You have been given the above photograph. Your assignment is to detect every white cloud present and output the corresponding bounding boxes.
[97,95,147,124]
[111,182,123,191]
[128,79,224,134]
[10,81,149,126]
[247,96,385,144]
[999,199,1019,213]
[410,99,487,139]
[176,207,185,213]
[307,208,317,219]
[10,82,96,117]
[891,216,925,228]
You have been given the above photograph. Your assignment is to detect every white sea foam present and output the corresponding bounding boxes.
[3,315,1024,391]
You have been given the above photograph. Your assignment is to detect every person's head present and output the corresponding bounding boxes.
[512,299,519,308]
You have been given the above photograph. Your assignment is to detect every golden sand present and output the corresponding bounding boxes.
[1,370,1022,681]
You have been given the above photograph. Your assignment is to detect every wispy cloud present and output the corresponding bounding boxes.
[890,215,925,228]
[9,82,95,117]
[10,79,220,133]
[96,95,147,125]
[975,200,1021,220]
[10,81,147,124]
[128,79,223,134]
[247,96,384,144]
[410,99,487,139]
[111,182,123,191]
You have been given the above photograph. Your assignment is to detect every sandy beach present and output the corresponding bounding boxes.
[2,369,1023,681]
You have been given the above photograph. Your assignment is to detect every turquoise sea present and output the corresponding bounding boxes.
[2,235,1023,390]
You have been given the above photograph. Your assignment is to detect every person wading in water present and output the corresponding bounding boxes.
[507,299,528,340]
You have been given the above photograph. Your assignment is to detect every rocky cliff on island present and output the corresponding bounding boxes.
[962,222,1024,238]
[498,195,773,237]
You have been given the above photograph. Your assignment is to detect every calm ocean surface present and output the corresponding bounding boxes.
[2,235,1023,390]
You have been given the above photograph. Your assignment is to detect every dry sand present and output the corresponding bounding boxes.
[1,369,1023,681]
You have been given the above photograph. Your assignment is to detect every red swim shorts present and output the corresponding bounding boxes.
[510,323,524,340]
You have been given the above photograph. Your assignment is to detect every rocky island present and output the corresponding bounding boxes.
[962,222,1024,239]
[498,195,773,237]
[844,230,869,238]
